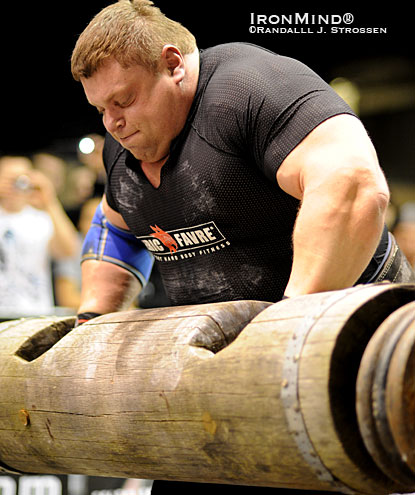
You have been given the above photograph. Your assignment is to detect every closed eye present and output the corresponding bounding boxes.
[115,94,134,108]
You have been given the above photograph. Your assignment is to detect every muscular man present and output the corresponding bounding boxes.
[71,0,414,492]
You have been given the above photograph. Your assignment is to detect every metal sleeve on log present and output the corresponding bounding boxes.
[0,284,414,494]
[280,287,360,494]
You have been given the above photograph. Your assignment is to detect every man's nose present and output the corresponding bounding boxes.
[104,109,125,133]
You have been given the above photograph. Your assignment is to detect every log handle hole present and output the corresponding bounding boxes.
[14,318,76,362]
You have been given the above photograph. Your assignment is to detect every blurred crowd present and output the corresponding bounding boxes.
[0,133,414,318]
[0,134,107,318]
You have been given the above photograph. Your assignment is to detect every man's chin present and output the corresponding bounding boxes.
[120,141,169,164]
[120,143,144,160]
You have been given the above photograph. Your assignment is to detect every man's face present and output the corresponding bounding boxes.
[81,57,184,164]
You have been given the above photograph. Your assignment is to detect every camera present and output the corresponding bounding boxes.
[14,175,33,192]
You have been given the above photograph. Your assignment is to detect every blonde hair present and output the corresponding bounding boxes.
[71,0,197,80]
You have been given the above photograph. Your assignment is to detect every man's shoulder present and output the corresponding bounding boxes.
[197,42,293,116]
[203,42,276,60]
[203,42,316,82]
[201,43,276,77]
[200,42,302,97]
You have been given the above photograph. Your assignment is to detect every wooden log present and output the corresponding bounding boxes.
[0,284,414,494]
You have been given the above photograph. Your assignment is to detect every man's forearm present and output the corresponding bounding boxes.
[77,260,142,315]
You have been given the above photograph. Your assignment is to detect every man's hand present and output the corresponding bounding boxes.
[74,311,102,327]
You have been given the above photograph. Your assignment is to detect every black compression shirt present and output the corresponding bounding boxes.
[104,43,355,305]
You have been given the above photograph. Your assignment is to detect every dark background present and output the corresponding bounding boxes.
[1,2,414,184]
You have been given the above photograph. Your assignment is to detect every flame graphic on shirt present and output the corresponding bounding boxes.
[150,225,178,253]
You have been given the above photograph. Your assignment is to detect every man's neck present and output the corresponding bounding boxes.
[183,48,200,99]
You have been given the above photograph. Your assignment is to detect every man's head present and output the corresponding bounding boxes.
[72,0,199,163]
[71,0,197,80]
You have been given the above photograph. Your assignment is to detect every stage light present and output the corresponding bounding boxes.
[78,137,95,155]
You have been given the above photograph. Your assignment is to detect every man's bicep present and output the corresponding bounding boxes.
[82,197,154,287]
[276,114,381,199]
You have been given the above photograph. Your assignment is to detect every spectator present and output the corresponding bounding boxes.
[77,133,107,197]
[60,164,97,226]
[0,155,78,316]
[54,196,101,309]
[32,152,68,203]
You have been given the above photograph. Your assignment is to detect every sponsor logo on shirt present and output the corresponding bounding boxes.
[136,222,230,262]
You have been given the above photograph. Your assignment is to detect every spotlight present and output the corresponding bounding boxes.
[78,137,96,155]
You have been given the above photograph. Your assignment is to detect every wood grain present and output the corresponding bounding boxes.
[0,285,414,494]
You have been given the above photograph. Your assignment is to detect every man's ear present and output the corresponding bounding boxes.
[161,45,185,83]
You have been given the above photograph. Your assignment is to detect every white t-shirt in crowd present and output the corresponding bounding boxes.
[0,205,54,314]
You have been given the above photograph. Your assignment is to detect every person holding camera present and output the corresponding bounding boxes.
[0,155,78,316]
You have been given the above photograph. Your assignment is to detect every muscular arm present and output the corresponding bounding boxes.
[78,259,142,314]
[277,114,390,297]
[77,195,144,315]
